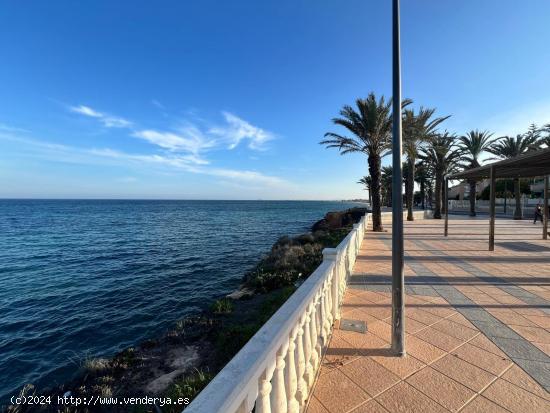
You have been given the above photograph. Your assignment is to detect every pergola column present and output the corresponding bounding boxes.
[444,177,449,236]
[489,166,496,251]
[544,176,549,240]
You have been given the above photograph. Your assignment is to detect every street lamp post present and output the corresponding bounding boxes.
[391,0,405,356]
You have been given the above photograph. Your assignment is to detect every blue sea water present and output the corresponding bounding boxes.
[0,199,361,401]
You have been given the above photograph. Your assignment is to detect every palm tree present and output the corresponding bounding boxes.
[487,134,540,219]
[402,107,450,221]
[357,175,372,206]
[458,130,495,217]
[420,132,462,219]
[540,124,550,148]
[381,166,393,207]
[321,93,395,231]
[414,161,430,210]
[524,123,541,143]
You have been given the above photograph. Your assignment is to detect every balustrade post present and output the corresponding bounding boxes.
[295,319,308,407]
[323,248,339,320]
[285,328,300,413]
[321,279,332,343]
[256,363,275,413]
[313,293,322,365]
[309,301,320,377]
[303,309,314,388]
[270,347,288,413]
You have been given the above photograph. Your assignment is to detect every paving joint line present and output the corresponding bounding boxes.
[415,238,550,315]
[362,237,550,391]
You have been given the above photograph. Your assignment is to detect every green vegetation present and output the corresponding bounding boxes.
[487,133,541,219]
[244,226,352,293]
[324,94,550,221]
[458,130,495,217]
[321,93,402,232]
[210,298,234,314]
[162,369,213,413]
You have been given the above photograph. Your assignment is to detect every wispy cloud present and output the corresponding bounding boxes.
[210,111,274,150]
[62,104,285,186]
[70,105,133,128]
[151,99,165,110]
[0,123,29,133]
[132,125,215,160]
[1,130,290,188]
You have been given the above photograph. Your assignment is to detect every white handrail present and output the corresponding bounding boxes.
[184,213,370,413]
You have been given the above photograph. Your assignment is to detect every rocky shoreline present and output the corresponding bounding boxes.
[4,207,367,413]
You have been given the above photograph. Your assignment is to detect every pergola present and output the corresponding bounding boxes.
[445,148,550,250]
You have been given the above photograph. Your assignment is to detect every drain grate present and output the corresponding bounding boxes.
[340,319,367,334]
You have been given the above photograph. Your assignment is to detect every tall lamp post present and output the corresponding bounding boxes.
[391,0,405,356]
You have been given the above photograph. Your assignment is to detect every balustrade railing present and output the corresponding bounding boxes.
[184,213,370,413]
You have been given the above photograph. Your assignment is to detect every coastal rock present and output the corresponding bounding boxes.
[144,345,200,394]
[226,286,254,300]
[311,207,368,232]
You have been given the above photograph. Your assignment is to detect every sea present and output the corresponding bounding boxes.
[0,199,362,402]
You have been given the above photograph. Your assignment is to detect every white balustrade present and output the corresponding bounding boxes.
[184,213,370,413]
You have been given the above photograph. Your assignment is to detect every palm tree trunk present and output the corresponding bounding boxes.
[469,179,477,217]
[369,155,383,231]
[434,170,443,219]
[514,178,522,219]
[368,183,372,206]
[420,179,425,210]
[406,159,415,221]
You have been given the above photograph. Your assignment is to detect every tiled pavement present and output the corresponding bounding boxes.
[306,216,550,413]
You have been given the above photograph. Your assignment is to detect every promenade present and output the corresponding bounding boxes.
[306,216,550,413]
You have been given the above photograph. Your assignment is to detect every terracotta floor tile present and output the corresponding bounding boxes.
[361,303,392,321]
[459,395,512,413]
[431,319,478,341]
[404,317,429,334]
[369,352,425,379]
[431,353,497,392]
[488,310,538,328]
[533,341,550,356]
[322,332,360,369]
[421,304,457,318]
[367,320,392,342]
[406,366,476,412]
[414,326,465,352]
[354,290,389,303]
[509,325,550,344]
[306,396,330,413]
[312,369,370,413]
[404,334,447,364]
[482,379,550,413]
[339,356,400,397]
[310,218,550,412]
[375,381,449,413]
[501,365,550,401]
[467,334,508,358]
[451,343,512,376]
[405,308,441,325]
[350,399,391,413]
[340,308,379,324]
[447,313,477,329]
[337,330,389,355]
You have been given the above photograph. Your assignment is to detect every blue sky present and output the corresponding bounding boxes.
[1,0,549,199]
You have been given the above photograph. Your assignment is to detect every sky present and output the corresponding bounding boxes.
[1,0,550,200]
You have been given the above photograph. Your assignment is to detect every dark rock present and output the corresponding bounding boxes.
[311,207,368,232]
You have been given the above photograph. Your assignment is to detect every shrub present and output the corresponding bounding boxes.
[163,369,213,413]
[210,298,234,314]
